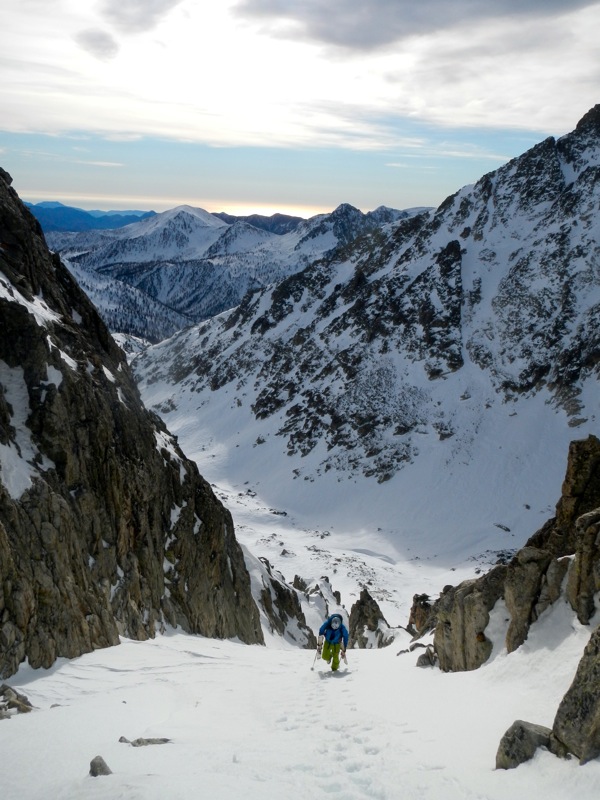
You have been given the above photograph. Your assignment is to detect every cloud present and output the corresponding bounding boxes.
[234,0,597,50]
[74,28,120,60]
[99,0,185,34]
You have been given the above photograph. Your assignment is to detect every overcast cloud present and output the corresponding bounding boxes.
[235,0,597,50]
[99,0,185,34]
[74,28,120,60]
[2,0,599,214]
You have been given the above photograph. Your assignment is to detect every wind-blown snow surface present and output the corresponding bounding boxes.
[1,604,599,800]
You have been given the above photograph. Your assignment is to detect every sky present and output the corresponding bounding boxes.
[1,0,599,217]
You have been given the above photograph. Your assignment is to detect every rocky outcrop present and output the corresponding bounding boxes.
[255,558,316,647]
[0,169,263,678]
[566,508,600,625]
[348,587,394,648]
[434,566,507,672]
[527,435,600,558]
[503,435,600,647]
[504,547,570,653]
[0,683,34,717]
[552,623,600,763]
[407,592,436,636]
[89,756,112,777]
[427,435,600,672]
[119,736,171,747]
[417,432,600,764]
[495,721,564,769]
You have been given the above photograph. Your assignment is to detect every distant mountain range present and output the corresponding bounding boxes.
[25,201,156,232]
[212,211,304,235]
[46,203,423,341]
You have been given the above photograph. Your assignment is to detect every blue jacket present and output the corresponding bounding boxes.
[319,614,349,647]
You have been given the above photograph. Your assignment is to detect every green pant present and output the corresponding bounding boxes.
[322,641,341,671]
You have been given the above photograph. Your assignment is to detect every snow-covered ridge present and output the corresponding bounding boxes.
[46,203,417,338]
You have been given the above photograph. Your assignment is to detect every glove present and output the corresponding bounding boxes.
[317,634,324,654]
[341,649,347,663]
[317,644,322,654]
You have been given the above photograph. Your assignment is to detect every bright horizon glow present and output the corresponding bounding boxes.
[1,1,599,214]
[19,188,329,219]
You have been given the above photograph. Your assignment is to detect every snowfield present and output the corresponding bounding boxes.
[1,601,598,800]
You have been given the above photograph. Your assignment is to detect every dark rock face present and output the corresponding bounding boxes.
[407,592,436,636]
[348,588,394,648]
[256,558,316,647]
[495,720,555,770]
[527,435,600,557]
[566,509,600,625]
[552,623,600,763]
[504,547,555,653]
[0,169,263,678]
[434,566,507,672]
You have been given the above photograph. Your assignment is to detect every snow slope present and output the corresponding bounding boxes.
[1,394,598,798]
[1,601,598,800]
[136,346,591,571]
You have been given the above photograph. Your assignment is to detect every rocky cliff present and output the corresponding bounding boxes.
[0,168,263,679]
[429,434,600,673]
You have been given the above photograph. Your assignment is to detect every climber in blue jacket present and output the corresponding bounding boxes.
[317,613,349,671]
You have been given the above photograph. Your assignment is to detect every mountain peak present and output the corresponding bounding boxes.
[162,205,227,227]
[331,202,362,216]
[575,104,600,135]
